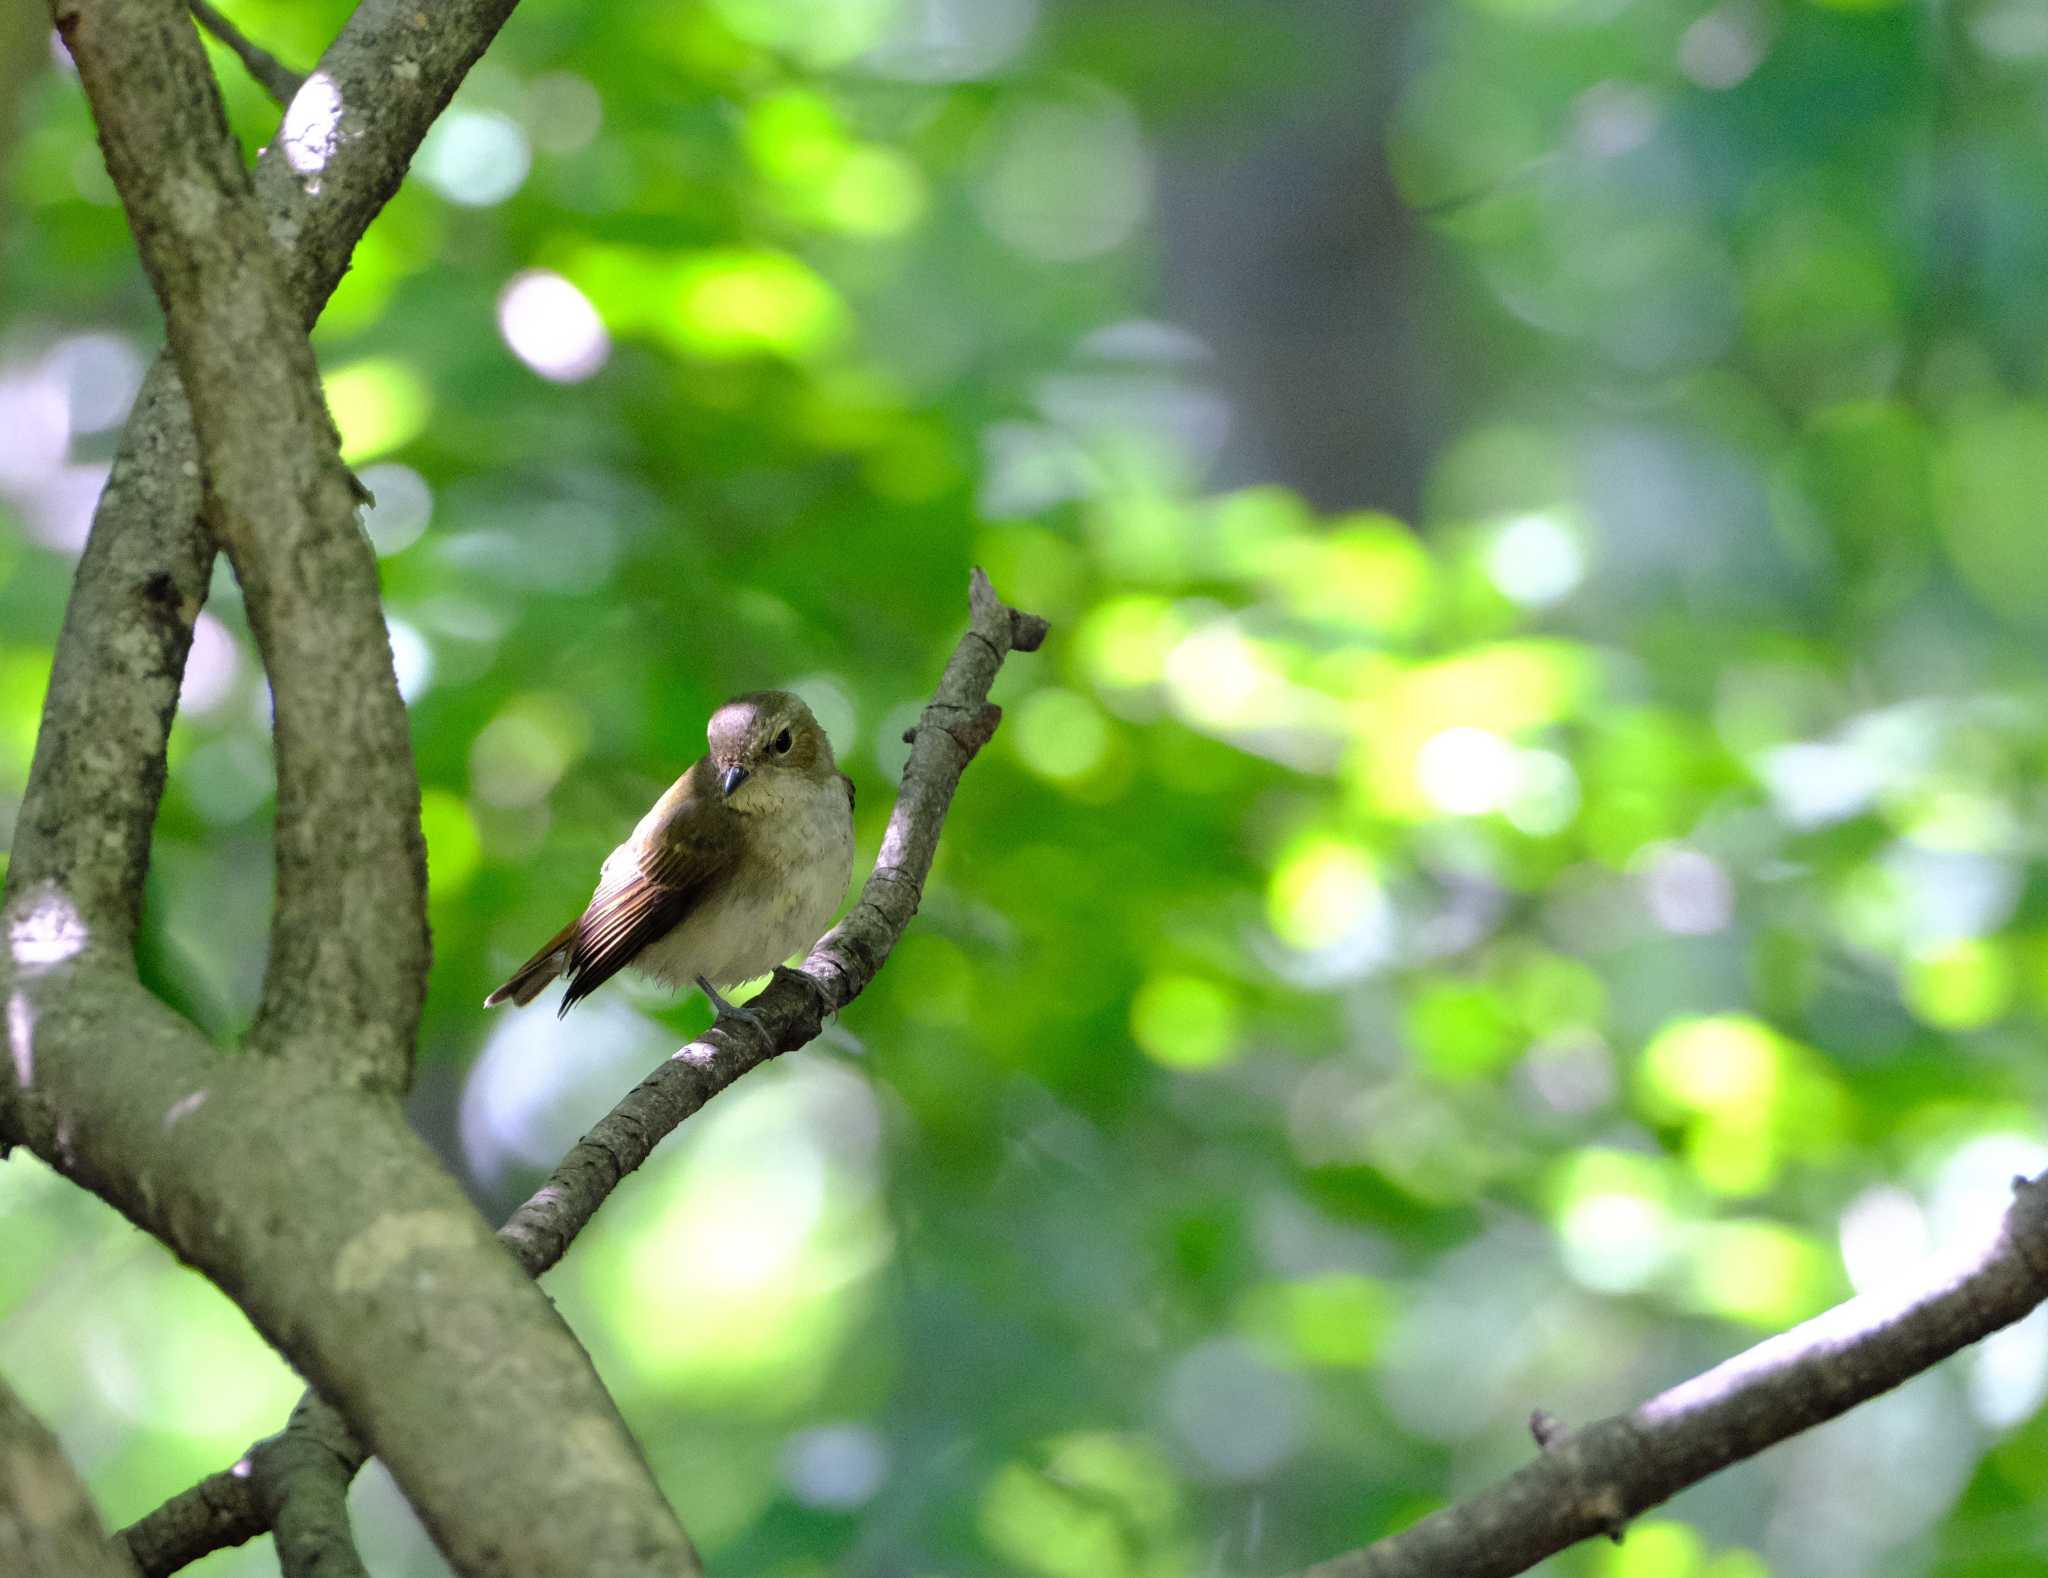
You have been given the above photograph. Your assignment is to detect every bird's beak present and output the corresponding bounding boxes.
[720,764,750,798]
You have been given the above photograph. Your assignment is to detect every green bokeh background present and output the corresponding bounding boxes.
[7,1,2048,1575]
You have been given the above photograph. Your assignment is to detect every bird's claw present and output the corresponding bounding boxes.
[696,976,770,1042]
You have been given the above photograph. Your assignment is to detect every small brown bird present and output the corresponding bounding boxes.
[485,690,855,1021]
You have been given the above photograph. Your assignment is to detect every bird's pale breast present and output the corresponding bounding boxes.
[631,773,854,989]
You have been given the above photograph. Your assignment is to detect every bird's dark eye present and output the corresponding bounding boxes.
[774,727,793,754]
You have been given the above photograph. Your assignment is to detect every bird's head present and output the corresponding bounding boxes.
[706,690,837,811]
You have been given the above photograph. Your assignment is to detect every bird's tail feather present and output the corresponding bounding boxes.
[483,922,577,1008]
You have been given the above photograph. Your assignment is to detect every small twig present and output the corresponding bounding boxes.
[188,0,303,106]
[120,569,1048,1576]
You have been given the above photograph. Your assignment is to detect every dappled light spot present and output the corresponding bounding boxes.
[710,0,898,66]
[1503,748,1579,835]
[665,249,847,361]
[469,694,589,808]
[1266,837,1390,981]
[1550,1150,1681,1294]
[1165,1338,1308,1479]
[1929,1134,2048,1268]
[324,357,431,463]
[1161,618,1339,769]
[1518,1032,1616,1115]
[978,1433,1187,1577]
[1902,936,2013,1030]
[1969,0,2048,61]
[1969,1306,2048,1429]
[0,366,68,491]
[865,0,1039,82]
[9,892,87,969]
[743,90,927,236]
[1387,59,1543,222]
[1682,1219,1834,1328]
[814,146,928,236]
[1637,1014,1851,1196]
[417,108,531,207]
[177,612,238,716]
[385,615,433,703]
[1237,1275,1394,1370]
[1407,979,1519,1081]
[281,72,344,179]
[418,789,480,899]
[1075,596,1184,695]
[1640,1014,1781,1120]
[581,1062,888,1404]
[461,993,670,1186]
[1229,499,1433,635]
[1594,1523,1712,1578]
[972,84,1150,263]
[19,461,108,553]
[780,1422,890,1510]
[1757,739,1883,829]
[355,462,432,556]
[497,270,610,383]
[1838,1186,1930,1299]
[1637,844,1733,935]
[181,733,275,824]
[522,72,603,155]
[1677,2,1775,91]
[1011,687,1110,784]
[1570,80,1662,161]
[1835,843,2023,958]
[979,421,1098,516]
[1129,972,1240,1070]
[42,331,142,433]
[1487,510,1584,607]
[1415,726,1517,816]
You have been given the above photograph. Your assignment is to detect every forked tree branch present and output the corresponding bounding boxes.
[0,1374,140,1578]
[188,0,302,105]
[8,0,522,963]
[53,0,427,1087]
[1293,1173,2048,1578]
[122,569,1050,1575]
[4,0,716,1573]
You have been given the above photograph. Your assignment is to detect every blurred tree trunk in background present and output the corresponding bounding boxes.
[1152,0,1435,519]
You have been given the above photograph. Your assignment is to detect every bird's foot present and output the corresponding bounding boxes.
[696,976,769,1042]
[771,964,833,1019]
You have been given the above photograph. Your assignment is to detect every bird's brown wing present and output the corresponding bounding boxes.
[558,765,740,1015]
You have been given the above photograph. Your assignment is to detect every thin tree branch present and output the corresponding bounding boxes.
[0,1372,139,1578]
[119,568,1051,1575]
[188,0,301,106]
[1294,1173,2048,1578]
[52,0,428,1088]
[257,1397,369,1578]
